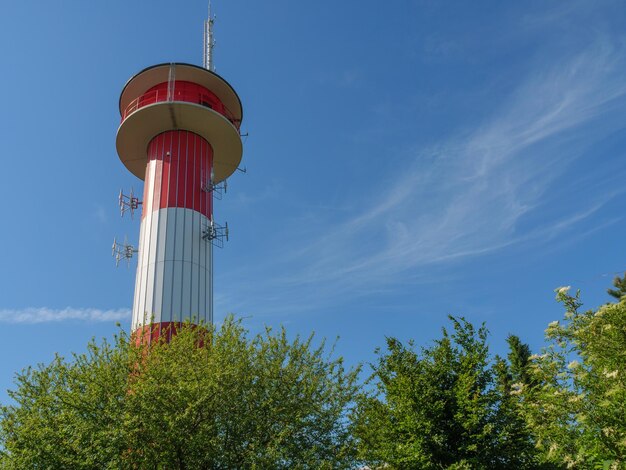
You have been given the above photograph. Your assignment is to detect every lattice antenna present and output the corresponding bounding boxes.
[119,188,142,218]
[112,236,138,267]
[201,167,227,199]
[203,1,216,71]
[202,217,229,248]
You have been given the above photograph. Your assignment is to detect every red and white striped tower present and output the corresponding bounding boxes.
[116,56,242,339]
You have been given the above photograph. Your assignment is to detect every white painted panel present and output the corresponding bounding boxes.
[178,209,192,320]
[142,265,159,323]
[136,222,149,328]
[144,259,156,324]
[183,209,193,262]
[199,262,206,324]
[147,206,160,274]
[173,207,184,262]
[191,262,199,323]
[143,208,158,324]
[145,160,156,213]
[132,205,215,332]
[206,242,212,324]
[198,213,209,269]
[136,272,146,328]
[132,219,147,330]
[162,259,174,322]
[156,210,168,263]
[165,207,177,262]
[151,209,168,322]
[194,211,203,267]
[171,260,183,322]
[181,261,192,321]
[153,261,164,322]
[190,211,199,319]
[161,208,177,322]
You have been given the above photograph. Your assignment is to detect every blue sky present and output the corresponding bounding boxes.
[1,0,625,402]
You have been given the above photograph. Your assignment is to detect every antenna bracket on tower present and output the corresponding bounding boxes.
[201,169,227,199]
[202,179,227,199]
[202,218,229,248]
[119,188,142,218]
[112,236,138,267]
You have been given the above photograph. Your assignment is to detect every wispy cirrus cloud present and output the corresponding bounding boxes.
[0,307,131,324]
[313,40,626,276]
[218,39,626,316]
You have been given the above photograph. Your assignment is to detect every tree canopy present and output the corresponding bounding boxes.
[2,281,626,468]
[607,272,626,301]
[521,288,626,468]
[0,318,360,469]
[352,316,539,469]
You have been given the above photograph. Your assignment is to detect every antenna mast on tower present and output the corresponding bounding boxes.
[203,1,216,71]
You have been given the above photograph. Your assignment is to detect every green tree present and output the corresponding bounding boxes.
[607,272,626,301]
[1,334,131,469]
[507,334,534,387]
[521,288,626,468]
[352,316,539,470]
[0,317,360,469]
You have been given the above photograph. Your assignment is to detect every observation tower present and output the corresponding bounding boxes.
[113,6,243,341]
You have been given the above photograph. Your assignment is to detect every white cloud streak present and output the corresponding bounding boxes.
[218,39,626,316]
[0,307,131,324]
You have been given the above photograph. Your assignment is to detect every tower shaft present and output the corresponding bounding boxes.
[116,63,243,342]
[132,130,214,337]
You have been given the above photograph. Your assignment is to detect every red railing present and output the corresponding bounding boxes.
[122,88,241,130]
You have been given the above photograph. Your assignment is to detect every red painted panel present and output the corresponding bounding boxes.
[193,136,201,212]
[141,160,152,219]
[153,159,162,217]
[144,130,213,218]
[198,142,209,214]
[177,131,187,208]
[132,321,209,346]
[163,132,173,209]
[121,80,239,130]
[168,132,179,208]
[160,135,170,210]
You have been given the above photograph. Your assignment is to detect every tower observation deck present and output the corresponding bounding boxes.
[116,62,243,341]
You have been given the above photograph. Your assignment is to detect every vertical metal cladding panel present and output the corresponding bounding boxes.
[176,132,187,209]
[205,232,212,324]
[132,213,147,330]
[163,209,177,321]
[153,209,169,320]
[190,210,200,321]
[131,130,213,334]
[181,211,193,320]
[145,203,160,322]
[171,259,184,322]
[159,134,170,210]
[172,205,184,322]
[134,161,153,327]
[168,133,180,208]
[199,248,207,323]
[133,160,156,329]
[149,156,163,322]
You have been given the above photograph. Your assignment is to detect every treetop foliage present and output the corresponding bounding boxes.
[352,316,538,469]
[607,272,626,301]
[2,280,626,469]
[520,287,626,468]
[0,317,360,469]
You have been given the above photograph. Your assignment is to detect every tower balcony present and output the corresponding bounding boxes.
[121,80,241,131]
[116,63,244,184]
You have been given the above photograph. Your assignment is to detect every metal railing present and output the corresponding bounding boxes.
[122,88,241,130]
